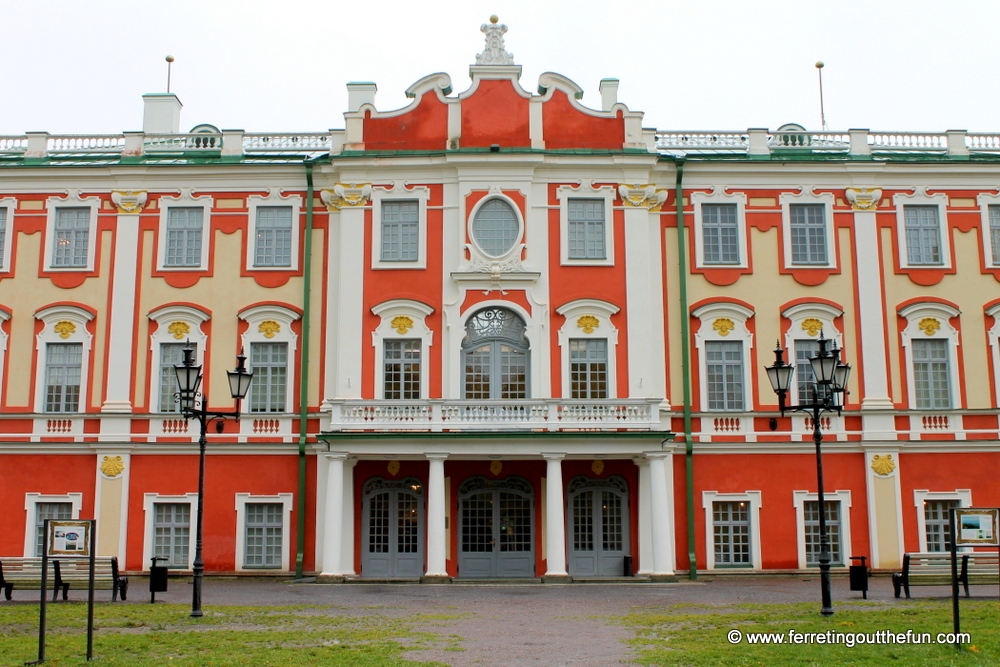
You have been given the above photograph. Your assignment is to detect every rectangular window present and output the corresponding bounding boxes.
[159,342,195,412]
[793,340,832,404]
[35,502,73,557]
[250,342,288,413]
[713,501,751,567]
[45,343,82,413]
[244,503,283,568]
[383,339,421,400]
[912,338,951,409]
[702,203,740,265]
[165,207,203,267]
[0,208,6,268]
[254,206,293,267]
[790,204,828,265]
[705,341,744,411]
[52,208,90,268]
[904,205,943,265]
[153,503,190,568]
[924,499,960,552]
[569,338,608,399]
[804,500,843,566]
[567,199,606,259]
[990,205,1000,266]
[380,201,419,262]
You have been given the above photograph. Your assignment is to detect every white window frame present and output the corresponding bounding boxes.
[556,184,616,266]
[792,489,852,569]
[913,489,972,553]
[142,493,198,571]
[34,305,95,413]
[693,302,754,412]
[23,493,83,557]
[702,490,762,570]
[986,303,1000,407]
[246,190,302,272]
[555,299,620,399]
[371,183,430,269]
[691,189,748,269]
[781,303,844,406]
[976,193,1000,267]
[44,194,101,272]
[894,190,951,269]
[157,191,212,271]
[148,305,211,413]
[898,302,961,410]
[780,190,836,268]
[371,299,434,400]
[239,305,301,414]
[235,492,294,571]
[0,197,15,272]
[466,194,525,265]
[0,307,9,400]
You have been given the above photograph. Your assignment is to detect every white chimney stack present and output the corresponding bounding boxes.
[347,82,377,112]
[599,79,619,112]
[142,93,183,133]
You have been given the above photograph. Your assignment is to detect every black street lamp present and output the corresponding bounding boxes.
[174,343,253,618]
[765,332,851,617]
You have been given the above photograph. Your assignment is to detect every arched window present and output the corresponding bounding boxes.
[462,307,529,399]
[471,199,520,257]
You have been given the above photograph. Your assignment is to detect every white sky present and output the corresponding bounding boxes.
[3,0,998,135]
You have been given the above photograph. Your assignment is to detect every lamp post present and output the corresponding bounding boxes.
[174,343,253,618]
[765,332,851,617]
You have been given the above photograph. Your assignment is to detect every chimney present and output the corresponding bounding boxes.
[347,82,377,112]
[598,79,619,112]
[142,93,182,133]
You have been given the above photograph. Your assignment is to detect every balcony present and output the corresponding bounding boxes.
[325,399,663,432]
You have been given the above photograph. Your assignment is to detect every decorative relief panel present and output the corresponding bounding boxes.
[111,190,148,214]
[321,183,372,210]
[618,184,668,211]
[576,315,599,334]
[845,188,882,211]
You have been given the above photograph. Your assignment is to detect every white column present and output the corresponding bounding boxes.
[542,453,567,576]
[339,458,358,575]
[101,210,141,413]
[853,207,895,425]
[425,454,449,576]
[646,452,674,576]
[321,453,347,576]
[634,457,653,575]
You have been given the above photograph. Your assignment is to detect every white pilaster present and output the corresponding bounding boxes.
[622,204,667,405]
[542,453,567,576]
[339,458,358,575]
[102,209,142,413]
[425,453,449,576]
[635,457,653,575]
[323,203,365,407]
[321,453,347,576]
[646,452,674,576]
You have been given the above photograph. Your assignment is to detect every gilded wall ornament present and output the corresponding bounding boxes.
[259,320,281,338]
[801,318,823,337]
[618,184,668,211]
[100,455,125,478]
[54,321,76,339]
[918,318,940,336]
[591,460,605,475]
[870,454,896,476]
[489,460,503,476]
[111,190,148,214]
[168,321,190,340]
[320,184,373,210]
[845,188,882,211]
[712,318,734,337]
[392,316,414,335]
[387,460,401,476]
[577,315,600,334]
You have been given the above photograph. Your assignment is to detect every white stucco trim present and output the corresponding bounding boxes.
[792,489,853,568]
[702,490,763,570]
[234,492,294,571]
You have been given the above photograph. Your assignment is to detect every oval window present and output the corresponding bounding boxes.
[471,199,520,257]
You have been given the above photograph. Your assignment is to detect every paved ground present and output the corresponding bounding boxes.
[54,575,996,666]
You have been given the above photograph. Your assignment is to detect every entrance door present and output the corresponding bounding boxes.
[458,476,534,578]
[567,476,630,577]
[361,477,424,578]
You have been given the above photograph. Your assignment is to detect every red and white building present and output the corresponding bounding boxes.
[2,19,999,581]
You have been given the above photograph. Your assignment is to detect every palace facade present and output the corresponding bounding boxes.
[2,20,999,581]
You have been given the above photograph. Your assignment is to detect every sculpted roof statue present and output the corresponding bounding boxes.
[476,15,515,65]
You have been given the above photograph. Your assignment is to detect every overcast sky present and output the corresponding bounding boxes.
[3,0,997,135]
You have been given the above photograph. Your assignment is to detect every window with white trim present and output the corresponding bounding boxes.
[472,199,520,257]
[557,185,615,266]
[23,493,82,557]
[371,185,430,269]
[158,342,195,413]
[52,208,91,268]
[383,339,421,400]
[0,207,7,269]
[914,489,971,553]
[234,493,293,571]
[894,191,950,269]
[912,339,952,409]
[44,343,82,412]
[164,207,203,267]
[371,299,434,400]
[793,490,852,569]
[569,339,608,399]
[556,300,620,400]
[34,306,95,414]
[990,206,1000,266]
[380,201,419,262]
[781,303,844,405]
[148,306,210,413]
[704,341,744,411]
[703,491,762,570]
[0,198,15,272]
[899,302,961,411]
[702,204,740,265]
[789,204,828,265]
[254,206,292,267]
[693,303,754,413]
[153,502,191,568]
[568,199,606,260]
[249,342,288,413]
[34,502,74,556]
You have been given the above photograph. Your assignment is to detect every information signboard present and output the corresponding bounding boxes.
[954,508,999,546]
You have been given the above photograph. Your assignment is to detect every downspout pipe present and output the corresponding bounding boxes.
[295,159,316,579]
[675,157,697,580]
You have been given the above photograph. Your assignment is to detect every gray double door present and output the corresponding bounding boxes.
[567,476,630,577]
[361,477,424,578]
[458,476,535,578]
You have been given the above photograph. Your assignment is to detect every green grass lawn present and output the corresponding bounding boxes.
[621,599,1000,666]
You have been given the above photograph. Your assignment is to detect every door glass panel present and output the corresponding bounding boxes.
[397,493,419,554]
[462,492,493,552]
[368,492,390,553]
[602,491,623,552]
[573,491,594,551]
[499,492,532,552]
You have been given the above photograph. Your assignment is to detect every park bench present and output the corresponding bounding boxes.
[0,557,127,601]
[893,551,999,598]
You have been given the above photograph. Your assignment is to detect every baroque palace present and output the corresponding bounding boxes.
[2,19,998,582]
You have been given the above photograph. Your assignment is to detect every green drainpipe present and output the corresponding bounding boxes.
[675,158,697,580]
[295,160,316,579]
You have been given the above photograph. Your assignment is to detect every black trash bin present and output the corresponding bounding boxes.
[149,556,168,603]
[849,556,869,599]
[623,555,633,577]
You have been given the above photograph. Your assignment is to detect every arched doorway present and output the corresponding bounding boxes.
[458,476,535,578]
[567,475,630,577]
[361,477,425,578]
[462,307,529,399]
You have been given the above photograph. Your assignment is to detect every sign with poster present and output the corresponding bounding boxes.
[47,519,93,556]
[954,508,999,546]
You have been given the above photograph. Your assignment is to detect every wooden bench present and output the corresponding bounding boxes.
[1,557,127,601]
[893,551,999,598]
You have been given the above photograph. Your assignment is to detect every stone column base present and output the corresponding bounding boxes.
[420,575,453,584]
[542,574,573,583]
[316,574,346,584]
[649,574,678,583]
